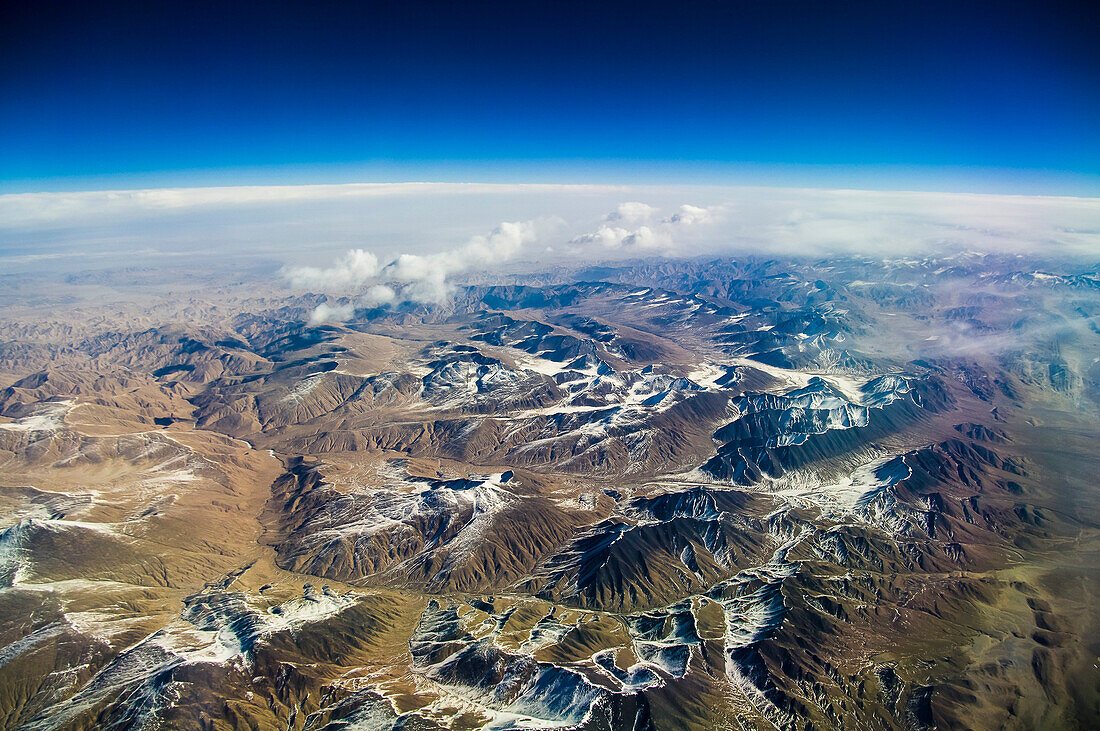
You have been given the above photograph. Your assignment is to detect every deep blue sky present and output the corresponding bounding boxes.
[2,0,1098,193]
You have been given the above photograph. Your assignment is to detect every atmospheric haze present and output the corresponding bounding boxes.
[0,180,1099,729]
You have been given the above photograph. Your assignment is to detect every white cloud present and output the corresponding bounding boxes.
[283,249,380,290]
[570,225,633,249]
[361,284,397,308]
[376,219,541,303]
[663,204,712,225]
[283,218,544,309]
[461,219,537,262]
[383,253,438,284]
[622,226,673,250]
[606,201,656,224]
[307,301,356,326]
[570,202,718,252]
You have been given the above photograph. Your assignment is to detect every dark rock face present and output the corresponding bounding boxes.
[702,375,955,483]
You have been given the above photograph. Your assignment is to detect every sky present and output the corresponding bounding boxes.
[3,1,1098,287]
[2,0,1099,194]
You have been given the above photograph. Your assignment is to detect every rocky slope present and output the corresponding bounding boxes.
[0,254,1097,729]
